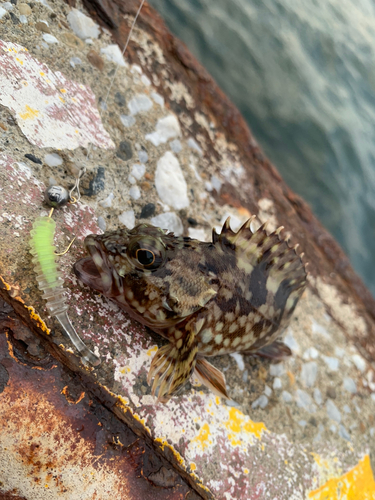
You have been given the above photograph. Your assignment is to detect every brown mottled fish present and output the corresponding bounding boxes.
[74,217,306,402]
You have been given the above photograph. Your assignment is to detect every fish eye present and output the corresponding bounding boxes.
[128,237,166,270]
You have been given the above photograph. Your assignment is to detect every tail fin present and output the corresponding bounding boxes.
[194,357,230,400]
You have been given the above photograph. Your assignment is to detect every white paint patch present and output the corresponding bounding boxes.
[155,151,189,209]
[145,115,181,146]
[0,40,114,150]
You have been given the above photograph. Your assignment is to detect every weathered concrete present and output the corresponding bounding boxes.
[0,0,375,499]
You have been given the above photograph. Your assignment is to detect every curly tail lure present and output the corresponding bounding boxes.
[29,209,100,366]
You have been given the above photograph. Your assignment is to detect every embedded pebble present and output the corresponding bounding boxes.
[326,387,336,399]
[116,141,133,161]
[311,319,329,338]
[155,152,189,209]
[19,14,27,23]
[141,74,151,86]
[151,92,164,107]
[146,115,181,146]
[298,420,307,427]
[339,425,351,441]
[264,385,272,397]
[343,404,351,414]
[300,362,318,388]
[120,115,136,128]
[270,363,285,377]
[371,394,375,402]
[42,34,58,44]
[211,176,222,193]
[97,216,106,231]
[343,377,357,394]
[2,2,13,10]
[295,389,316,413]
[70,57,82,68]
[118,210,135,229]
[170,139,183,153]
[0,7,7,19]
[87,49,104,71]
[150,212,183,236]
[44,153,63,167]
[322,355,339,372]
[128,175,136,185]
[100,45,127,67]
[140,203,155,219]
[281,390,293,403]
[67,8,100,40]
[230,353,245,371]
[334,346,345,357]
[273,377,282,390]
[326,399,341,423]
[131,163,146,180]
[138,150,148,163]
[242,370,248,383]
[35,20,51,33]
[129,185,141,200]
[187,137,203,155]
[128,94,153,115]
[18,3,31,15]
[351,354,366,373]
[252,395,268,409]
[188,227,208,241]
[99,192,114,208]
[303,347,319,360]
[283,329,300,353]
[313,388,323,405]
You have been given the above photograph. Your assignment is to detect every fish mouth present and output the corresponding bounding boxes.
[74,235,115,295]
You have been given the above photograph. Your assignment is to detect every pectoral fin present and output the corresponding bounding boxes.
[194,357,230,400]
[252,340,292,360]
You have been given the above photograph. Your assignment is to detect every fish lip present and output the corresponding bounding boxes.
[73,235,114,294]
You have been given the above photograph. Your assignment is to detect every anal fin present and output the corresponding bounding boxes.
[194,357,230,400]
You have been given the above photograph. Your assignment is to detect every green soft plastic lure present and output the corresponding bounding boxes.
[29,212,100,366]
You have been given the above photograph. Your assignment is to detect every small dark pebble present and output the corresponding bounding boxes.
[187,217,198,226]
[25,153,42,164]
[107,68,115,77]
[85,166,105,197]
[326,387,337,399]
[140,203,155,219]
[308,416,317,427]
[116,141,133,161]
[9,12,19,23]
[10,0,17,4]
[114,92,126,107]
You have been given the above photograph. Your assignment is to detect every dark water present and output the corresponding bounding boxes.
[148,0,375,298]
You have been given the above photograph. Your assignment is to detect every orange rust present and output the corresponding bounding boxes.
[4,331,53,370]
[26,305,50,334]
[0,275,11,291]
[61,385,86,404]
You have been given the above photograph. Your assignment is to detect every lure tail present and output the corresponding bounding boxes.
[29,216,100,366]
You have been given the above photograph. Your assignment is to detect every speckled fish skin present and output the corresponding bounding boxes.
[74,218,307,402]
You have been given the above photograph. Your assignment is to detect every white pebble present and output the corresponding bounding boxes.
[300,362,318,388]
[118,210,135,229]
[129,185,141,200]
[281,390,293,403]
[322,356,339,372]
[264,385,272,397]
[97,216,106,231]
[44,153,63,167]
[211,176,222,193]
[131,64,142,74]
[252,395,268,409]
[100,45,127,67]
[120,115,136,128]
[128,94,153,115]
[351,354,366,373]
[338,425,350,441]
[242,370,248,383]
[67,8,100,40]
[19,14,27,23]
[296,389,316,413]
[343,377,357,394]
[43,34,59,44]
[85,38,93,44]
[0,6,7,18]
[138,150,148,163]
[188,227,208,241]
[303,347,319,360]
[313,388,323,405]
[141,74,151,86]
[150,212,183,236]
[270,363,285,377]
[2,2,13,10]
[151,92,164,107]
[273,377,282,390]
[371,393,375,403]
[131,163,146,180]
[311,319,329,338]
[343,404,351,414]
[146,115,181,146]
[330,424,337,433]
[298,420,307,427]
[326,399,341,423]
[230,353,245,371]
[70,57,82,68]
[170,139,182,153]
[283,329,300,354]
[155,152,189,209]
[128,175,136,185]
[187,137,203,156]
[99,192,114,208]
[334,346,345,357]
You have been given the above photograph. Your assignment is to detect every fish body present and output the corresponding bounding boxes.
[74,218,306,401]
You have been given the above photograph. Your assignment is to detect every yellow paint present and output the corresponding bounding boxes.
[40,71,45,76]
[311,453,332,471]
[19,105,39,120]
[60,88,67,93]
[308,455,375,500]
[0,276,11,291]
[224,408,267,447]
[147,345,158,356]
[26,306,50,334]
[215,396,221,405]
[191,423,212,451]
[190,462,196,471]
[16,57,24,65]
[59,96,65,104]
[244,468,249,474]
[155,437,185,466]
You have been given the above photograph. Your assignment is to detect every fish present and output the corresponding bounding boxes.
[73,217,306,402]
